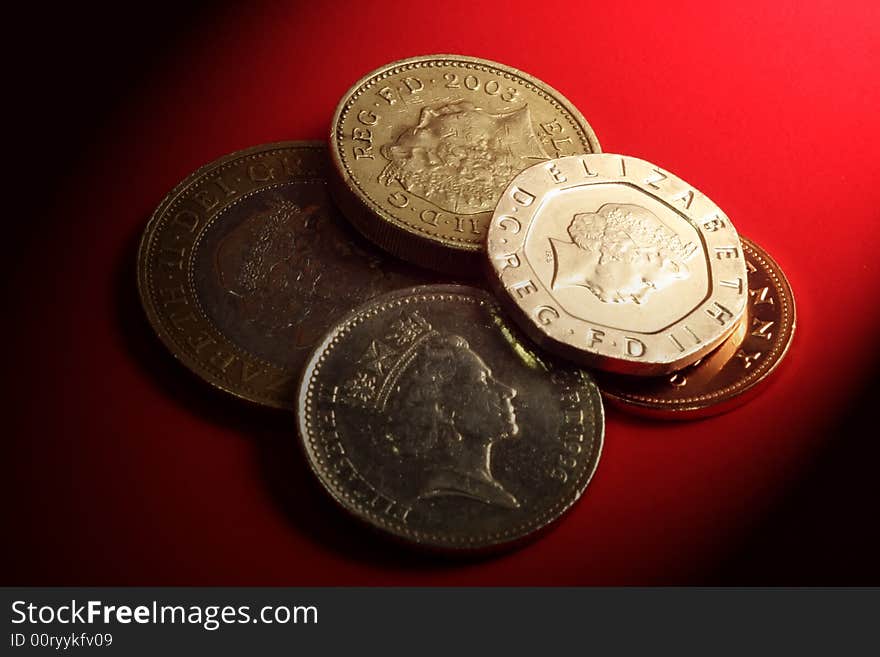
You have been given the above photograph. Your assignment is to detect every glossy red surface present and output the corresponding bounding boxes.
[7,0,879,584]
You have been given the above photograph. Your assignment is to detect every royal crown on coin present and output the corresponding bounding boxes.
[339,311,438,411]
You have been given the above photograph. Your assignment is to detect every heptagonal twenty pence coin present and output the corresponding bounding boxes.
[486,153,748,375]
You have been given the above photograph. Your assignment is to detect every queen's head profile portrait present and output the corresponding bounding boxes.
[214,199,322,337]
[549,203,698,305]
[378,100,548,215]
[341,311,520,509]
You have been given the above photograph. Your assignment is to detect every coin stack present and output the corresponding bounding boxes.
[137,55,795,552]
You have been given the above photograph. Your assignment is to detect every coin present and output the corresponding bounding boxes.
[329,54,601,273]
[137,141,438,409]
[297,285,604,551]
[486,153,748,375]
[595,237,796,418]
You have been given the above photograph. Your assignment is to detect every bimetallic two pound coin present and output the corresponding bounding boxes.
[486,153,748,375]
[137,142,437,409]
[297,285,604,551]
[597,237,796,418]
[329,54,601,273]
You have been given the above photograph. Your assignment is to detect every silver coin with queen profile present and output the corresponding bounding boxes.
[487,153,749,375]
[297,285,604,551]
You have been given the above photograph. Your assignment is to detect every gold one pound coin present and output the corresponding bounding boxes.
[329,54,601,273]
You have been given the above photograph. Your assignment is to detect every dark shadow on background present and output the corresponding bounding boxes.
[8,3,225,279]
[704,362,880,585]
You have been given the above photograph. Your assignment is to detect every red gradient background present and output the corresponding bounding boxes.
[5,1,879,584]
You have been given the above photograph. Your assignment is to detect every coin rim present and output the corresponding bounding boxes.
[328,54,602,270]
[296,284,605,550]
[136,140,326,410]
[599,236,797,417]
